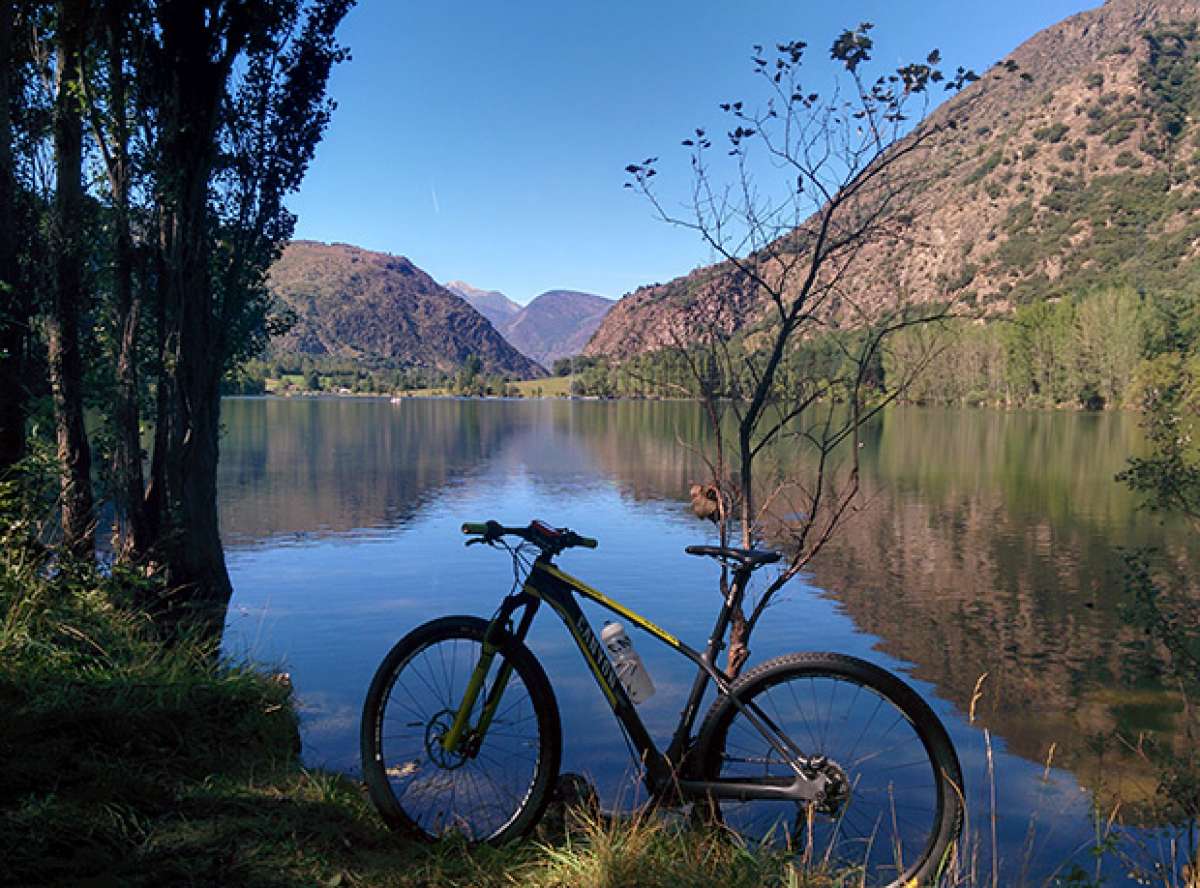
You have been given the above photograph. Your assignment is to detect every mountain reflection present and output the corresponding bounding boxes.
[219,397,527,543]
[218,398,1197,810]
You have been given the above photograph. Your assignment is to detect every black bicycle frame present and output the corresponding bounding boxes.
[482,554,822,804]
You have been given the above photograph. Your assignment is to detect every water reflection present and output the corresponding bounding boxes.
[219,398,1197,850]
[809,409,1198,818]
[220,398,530,542]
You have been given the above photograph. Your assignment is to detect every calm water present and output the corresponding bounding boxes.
[219,398,1198,884]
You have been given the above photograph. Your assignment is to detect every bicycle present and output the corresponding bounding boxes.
[361,519,963,886]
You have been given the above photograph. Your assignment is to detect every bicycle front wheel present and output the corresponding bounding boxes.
[696,652,962,886]
[360,615,561,843]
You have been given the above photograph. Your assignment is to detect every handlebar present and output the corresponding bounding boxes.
[461,519,598,553]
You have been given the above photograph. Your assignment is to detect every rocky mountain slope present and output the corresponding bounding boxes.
[500,289,614,366]
[444,280,522,329]
[268,242,544,377]
[587,0,1200,359]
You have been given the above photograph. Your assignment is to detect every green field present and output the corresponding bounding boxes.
[396,374,576,399]
[509,374,574,397]
[260,372,578,398]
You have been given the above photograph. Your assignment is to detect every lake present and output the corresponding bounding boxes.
[219,397,1198,884]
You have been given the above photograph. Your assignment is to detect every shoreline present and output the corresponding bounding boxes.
[228,389,1141,413]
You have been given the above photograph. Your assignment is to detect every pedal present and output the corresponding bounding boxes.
[536,772,601,842]
[553,772,599,813]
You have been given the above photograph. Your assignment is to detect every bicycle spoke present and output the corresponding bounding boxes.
[367,626,548,843]
[704,662,954,887]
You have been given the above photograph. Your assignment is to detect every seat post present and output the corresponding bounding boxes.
[726,563,753,609]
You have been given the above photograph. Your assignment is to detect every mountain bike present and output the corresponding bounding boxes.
[361,519,963,886]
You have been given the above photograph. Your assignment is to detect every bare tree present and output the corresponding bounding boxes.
[625,26,985,675]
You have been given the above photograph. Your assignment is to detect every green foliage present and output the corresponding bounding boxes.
[1114,149,1142,168]
[964,150,1003,185]
[1033,121,1070,143]
[236,354,463,395]
[1119,353,1200,517]
[1101,115,1138,145]
[991,167,1200,305]
[884,288,1186,409]
[1083,99,1140,144]
[573,288,1192,413]
[1141,23,1200,141]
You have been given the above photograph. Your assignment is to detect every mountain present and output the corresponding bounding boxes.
[445,282,615,366]
[444,280,522,329]
[500,290,615,367]
[268,242,544,377]
[587,0,1200,359]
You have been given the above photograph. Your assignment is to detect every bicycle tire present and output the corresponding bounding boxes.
[360,615,561,843]
[695,652,963,886]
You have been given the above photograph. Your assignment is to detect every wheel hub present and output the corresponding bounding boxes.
[805,756,850,816]
[425,709,469,769]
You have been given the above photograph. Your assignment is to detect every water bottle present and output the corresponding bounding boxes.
[601,621,655,704]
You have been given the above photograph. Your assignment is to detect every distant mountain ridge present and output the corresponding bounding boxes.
[586,0,1200,359]
[444,281,522,329]
[268,242,544,378]
[446,281,614,367]
[501,289,614,366]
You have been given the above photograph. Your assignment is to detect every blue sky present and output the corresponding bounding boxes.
[289,0,1100,305]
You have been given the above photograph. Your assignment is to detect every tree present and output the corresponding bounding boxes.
[1003,299,1074,406]
[0,0,31,476]
[625,27,986,675]
[108,0,350,637]
[1072,287,1143,408]
[456,353,482,393]
[84,0,154,557]
[46,0,96,557]
[2,0,353,637]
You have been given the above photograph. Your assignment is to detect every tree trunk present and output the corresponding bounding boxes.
[112,215,149,556]
[0,0,26,476]
[143,3,235,639]
[47,0,95,556]
[102,6,151,559]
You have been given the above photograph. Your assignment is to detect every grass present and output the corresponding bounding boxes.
[508,375,575,397]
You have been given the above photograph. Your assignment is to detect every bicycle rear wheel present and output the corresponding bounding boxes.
[360,615,561,843]
[696,652,962,886]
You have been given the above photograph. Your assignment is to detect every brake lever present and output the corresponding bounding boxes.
[465,537,487,547]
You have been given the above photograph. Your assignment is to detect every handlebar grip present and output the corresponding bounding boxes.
[461,522,489,535]
[576,535,598,549]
